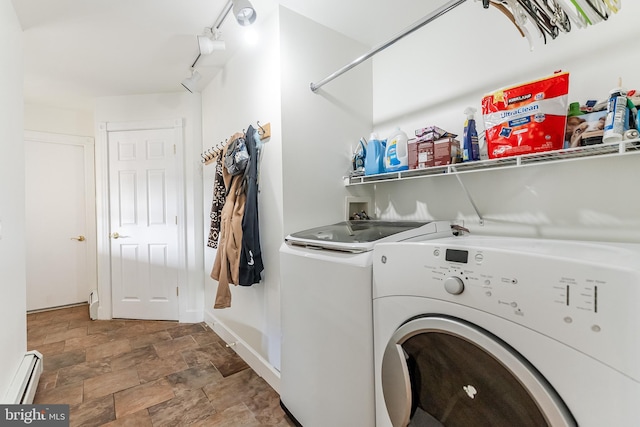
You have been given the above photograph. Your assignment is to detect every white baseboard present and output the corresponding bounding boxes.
[5,351,43,404]
[96,306,203,323]
[204,311,280,393]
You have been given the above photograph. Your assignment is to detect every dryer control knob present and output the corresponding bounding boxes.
[444,277,465,295]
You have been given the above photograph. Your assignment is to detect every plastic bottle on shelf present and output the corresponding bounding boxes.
[462,107,480,161]
[364,133,385,175]
[603,86,628,144]
[384,127,409,172]
[478,131,488,160]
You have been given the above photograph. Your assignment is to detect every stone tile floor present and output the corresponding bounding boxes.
[27,305,295,426]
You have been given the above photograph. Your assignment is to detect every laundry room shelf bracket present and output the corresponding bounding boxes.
[452,167,484,225]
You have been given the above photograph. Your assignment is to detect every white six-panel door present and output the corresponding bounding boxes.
[108,128,179,320]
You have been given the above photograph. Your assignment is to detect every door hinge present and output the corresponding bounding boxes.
[176,287,179,297]
[175,216,177,225]
[173,144,176,154]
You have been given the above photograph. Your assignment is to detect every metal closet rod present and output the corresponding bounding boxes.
[309,0,469,92]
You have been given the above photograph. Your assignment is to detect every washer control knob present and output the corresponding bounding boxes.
[444,277,465,295]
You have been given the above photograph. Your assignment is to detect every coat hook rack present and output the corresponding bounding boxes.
[201,139,227,165]
[257,121,271,140]
[202,122,270,166]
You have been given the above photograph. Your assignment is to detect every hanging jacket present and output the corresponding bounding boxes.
[211,132,246,309]
[239,125,264,285]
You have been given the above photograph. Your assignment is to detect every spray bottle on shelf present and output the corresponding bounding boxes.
[462,107,480,161]
[603,79,628,144]
[364,133,385,175]
[384,127,409,172]
[351,138,366,173]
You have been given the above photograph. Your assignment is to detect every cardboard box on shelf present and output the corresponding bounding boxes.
[408,138,435,170]
[433,137,461,166]
[415,125,457,140]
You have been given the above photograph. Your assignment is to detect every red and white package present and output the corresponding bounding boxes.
[482,72,570,159]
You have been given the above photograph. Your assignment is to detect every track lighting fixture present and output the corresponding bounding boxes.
[181,69,201,93]
[198,28,226,55]
[182,0,257,87]
[232,0,257,26]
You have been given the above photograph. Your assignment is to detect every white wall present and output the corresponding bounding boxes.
[94,92,204,321]
[370,3,640,242]
[0,0,27,402]
[24,104,94,137]
[280,7,373,234]
[201,2,282,373]
[201,4,373,380]
[279,6,373,379]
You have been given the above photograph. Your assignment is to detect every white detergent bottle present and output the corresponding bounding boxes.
[384,127,409,172]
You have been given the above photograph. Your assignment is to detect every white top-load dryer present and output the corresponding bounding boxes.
[280,220,452,427]
[373,235,640,427]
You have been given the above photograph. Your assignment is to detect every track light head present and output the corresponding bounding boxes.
[233,0,256,26]
[181,69,201,93]
[198,34,226,55]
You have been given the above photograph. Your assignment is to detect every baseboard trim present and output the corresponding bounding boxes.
[27,302,88,314]
[203,311,280,393]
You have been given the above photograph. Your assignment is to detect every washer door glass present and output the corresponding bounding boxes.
[382,316,576,427]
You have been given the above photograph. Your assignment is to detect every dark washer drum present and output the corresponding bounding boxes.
[382,316,576,427]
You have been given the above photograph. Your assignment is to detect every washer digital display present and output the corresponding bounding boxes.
[446,249,468,263]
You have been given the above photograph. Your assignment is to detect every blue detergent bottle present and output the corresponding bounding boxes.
[364,133,385,175]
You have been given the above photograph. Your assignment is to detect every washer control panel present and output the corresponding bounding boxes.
[373,236,640,381]
[420,245,605,319]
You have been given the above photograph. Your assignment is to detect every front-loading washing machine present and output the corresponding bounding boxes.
[280,220,453,427]
[372,235,640,426]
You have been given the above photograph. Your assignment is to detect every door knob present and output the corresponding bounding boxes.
[110,232,130,239]
[71,235,86,242]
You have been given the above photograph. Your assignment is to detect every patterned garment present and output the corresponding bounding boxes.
[207,155,226,248]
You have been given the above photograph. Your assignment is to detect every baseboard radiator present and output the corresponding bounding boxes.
[6,350,43,404]
[89,290,99,320]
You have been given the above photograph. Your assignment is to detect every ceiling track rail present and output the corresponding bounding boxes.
[190,0,233,70]
[309,0,469,92]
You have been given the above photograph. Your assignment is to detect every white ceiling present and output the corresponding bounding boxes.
[12,0,452,111]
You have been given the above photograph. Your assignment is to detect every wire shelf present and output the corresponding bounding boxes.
[345,139,640,186]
